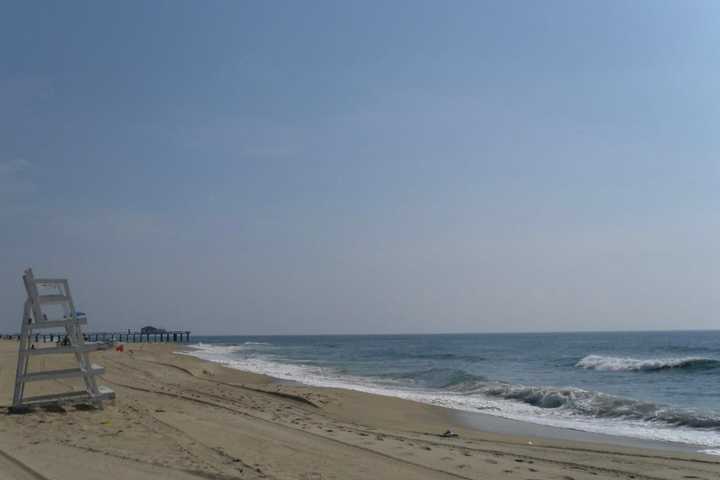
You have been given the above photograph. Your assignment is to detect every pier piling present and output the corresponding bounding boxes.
[2,330,190,344]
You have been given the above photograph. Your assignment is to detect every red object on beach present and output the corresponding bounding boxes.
[116,344,124,352]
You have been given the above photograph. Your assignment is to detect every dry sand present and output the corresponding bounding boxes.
[1,339,718,480]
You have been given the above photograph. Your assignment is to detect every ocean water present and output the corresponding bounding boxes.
[181,331,720,453]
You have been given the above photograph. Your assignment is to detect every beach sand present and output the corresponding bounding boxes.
[1,340,718,480]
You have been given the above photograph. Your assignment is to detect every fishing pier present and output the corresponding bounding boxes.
[3,330,191,344]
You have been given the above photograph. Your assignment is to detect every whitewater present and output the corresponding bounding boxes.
[576,355,720,372]
[179,332,720,454]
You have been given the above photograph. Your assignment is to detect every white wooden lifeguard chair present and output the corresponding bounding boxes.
[11,268,115,411]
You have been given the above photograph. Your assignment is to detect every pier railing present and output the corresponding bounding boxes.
[2,331,191,343]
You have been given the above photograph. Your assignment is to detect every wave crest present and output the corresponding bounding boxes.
[380,368,486,389]
[475,383,720,429]
[576,355,720,372]
[187,343,246,354]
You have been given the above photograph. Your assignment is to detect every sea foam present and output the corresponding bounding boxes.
[179,343,720,451]
[576,355,720,372]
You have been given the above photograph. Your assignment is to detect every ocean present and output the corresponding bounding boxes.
[181,331,720,454]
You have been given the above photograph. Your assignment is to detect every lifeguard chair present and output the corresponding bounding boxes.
[11,268,114,411]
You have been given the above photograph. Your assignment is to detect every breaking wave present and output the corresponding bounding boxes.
[576,355,720,372]
[179,343,720,449]
[474,383,720,430]
[378,368,486,389]
[188,343,246,354]
[376,368,720,430]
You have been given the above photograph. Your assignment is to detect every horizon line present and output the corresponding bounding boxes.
[188,328,720,337]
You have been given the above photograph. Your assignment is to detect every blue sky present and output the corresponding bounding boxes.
[1,1,718,334]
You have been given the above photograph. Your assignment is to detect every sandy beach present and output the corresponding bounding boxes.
[1,340,718,480]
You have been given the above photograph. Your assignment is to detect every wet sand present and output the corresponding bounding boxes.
[1,340,718,480]
[453,410,702,454]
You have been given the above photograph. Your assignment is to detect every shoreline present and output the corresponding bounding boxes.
[453,410,703,454]
[2,340,719,480]
[173,344,719,458]
[179,343,715,456]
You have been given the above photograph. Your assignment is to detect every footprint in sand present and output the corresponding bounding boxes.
[300,473,322,480]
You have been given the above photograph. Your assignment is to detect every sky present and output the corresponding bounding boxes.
[1,1,718,335]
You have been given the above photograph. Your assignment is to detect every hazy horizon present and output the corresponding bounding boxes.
[2,1,718,335]
[188,328,720,337]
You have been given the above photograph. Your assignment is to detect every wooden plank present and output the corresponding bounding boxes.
[18,386,115,408]
[31,278,67,284]
[35,295,70,305]
[27,318,87,329]
[21,342,113,356]
[22,364,105,382]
